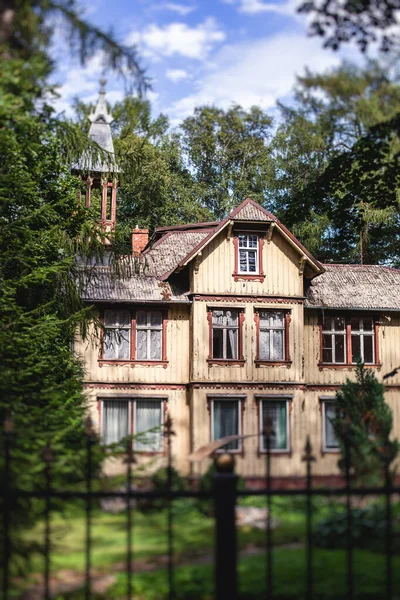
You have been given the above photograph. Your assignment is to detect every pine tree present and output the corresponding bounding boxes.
[333,363,399,486]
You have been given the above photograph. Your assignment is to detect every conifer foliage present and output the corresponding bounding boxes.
[332,363,399,486]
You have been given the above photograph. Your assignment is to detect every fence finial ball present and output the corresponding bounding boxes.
[214,452,235,473]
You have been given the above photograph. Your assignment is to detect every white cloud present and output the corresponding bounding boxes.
[166,68,190,82]
[166,32,351,125]
[162,2,196,16]
[127,18,226,60]
[225,0,299,15]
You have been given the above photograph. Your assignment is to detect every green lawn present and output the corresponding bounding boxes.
[14,497,400,599]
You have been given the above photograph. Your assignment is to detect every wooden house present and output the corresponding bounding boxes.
[75,87,400,484]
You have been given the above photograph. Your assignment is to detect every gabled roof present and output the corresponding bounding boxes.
[152,198,323,280]
[306,264,400,310]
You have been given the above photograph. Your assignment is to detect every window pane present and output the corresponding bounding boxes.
[103,400,129,444]
[335,335,345,363]
[150,311,162,327]
[272,312,285,328]
[104,330,117,359]
[118,329,130,360]
[213,328,224,358]
[322,317,332,331]
[322,334,332,363]
[248,235,258,248]
[363,335,374,364]
[324,402,338,449]
[136,311,147,327]
[150,329,162,360]
[135,400,162,451]
[226,328,238,360]
[272,330,284,360]
[262,401,287,450]
[136,329,148,360]
[238,235,247,248]
[213,400,239,451]
[259,311,271,328]
[351,317,360,331]
[104,309,119,327]
[351,335,361,363]
[212,310,224,326]
[226,310,238,326]
[239,250,247,271]
[259,329,270,360]
[334,317,345,331]
[248,250,257,272]
[363,318,373,331]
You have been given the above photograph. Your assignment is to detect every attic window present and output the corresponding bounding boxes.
[238,234,258,273]
[233,234,265,282]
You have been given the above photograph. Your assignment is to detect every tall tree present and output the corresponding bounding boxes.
[299,0,400,54]
[178,105,274,219]
[0,0,146,571]
[270,61,400,262]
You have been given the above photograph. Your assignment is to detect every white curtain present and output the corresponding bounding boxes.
[103,400,129,444]
[325,402,338,448]
[134,400,162,451]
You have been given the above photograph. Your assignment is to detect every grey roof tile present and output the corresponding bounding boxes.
[306,264,400,310]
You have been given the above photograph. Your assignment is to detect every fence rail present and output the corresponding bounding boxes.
[1,418,397,600]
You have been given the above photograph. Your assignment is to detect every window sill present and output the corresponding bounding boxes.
[99,360,168,369]
[207,359,245,367]
[255,360,292,368]
[318,363,381,370]
[259,449,291,455]
[233,273,265,282]
[322,448,340,455]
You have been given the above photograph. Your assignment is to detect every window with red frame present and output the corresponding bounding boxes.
[210,309,241,360]
[102,308,166,361]
[255,310,290,363]
[321,315,377,364]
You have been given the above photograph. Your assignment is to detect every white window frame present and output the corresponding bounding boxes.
[211,309,239,360]
[210,396,242,452]
[258,397,290,453]
[103,309,131,360]
[101,397,165,452]
[350,317,375,364]
[238,234,259,274]
[321,316,346,364]
[321,398,340,452]
[136,310,163,361]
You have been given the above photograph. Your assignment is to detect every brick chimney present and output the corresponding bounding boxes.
[132,225,149,254]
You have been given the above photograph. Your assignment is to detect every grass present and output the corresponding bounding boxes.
[14,496,400,599]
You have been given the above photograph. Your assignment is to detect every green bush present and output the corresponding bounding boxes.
[315,503,386,549]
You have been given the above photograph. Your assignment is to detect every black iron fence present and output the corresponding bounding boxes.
[1,418,399,600]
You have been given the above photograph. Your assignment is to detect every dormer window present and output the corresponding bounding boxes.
[238,234,258,273]
[233,233,265,282]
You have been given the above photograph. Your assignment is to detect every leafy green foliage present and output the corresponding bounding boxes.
[332,363,399,485]
[272,61,400,263]
[179,105,274,219]
[299,0,400,53]
[315,504,387,550]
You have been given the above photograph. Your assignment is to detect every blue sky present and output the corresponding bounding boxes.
[51,0,357,127]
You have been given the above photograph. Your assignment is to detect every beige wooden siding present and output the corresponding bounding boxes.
[192,229,304,297]
[305,310,400,386]
[191,301,304,383]
[191,388,400,479]
[75,305,190,384]
[86,386,190,476]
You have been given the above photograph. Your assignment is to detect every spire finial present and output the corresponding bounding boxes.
[99,77,107,94]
